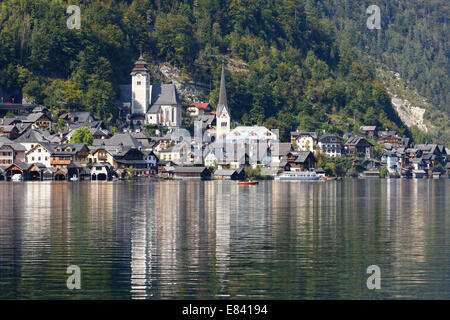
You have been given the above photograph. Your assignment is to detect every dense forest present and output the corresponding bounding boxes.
[2,0,441,142]
[319,0,449,115]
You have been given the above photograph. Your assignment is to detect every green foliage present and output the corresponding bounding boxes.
[0,0,421,138]
[143,124,158,136]
[5,111,15,118]
[69,127,94,146]
[379,166,388,179]
[126,166,135,179]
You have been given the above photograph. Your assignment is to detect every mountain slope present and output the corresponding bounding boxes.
[0,0,412,141]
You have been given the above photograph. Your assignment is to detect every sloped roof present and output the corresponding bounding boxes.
[93,133,142,148]
[294,151,314,163]
[15,129,51,143]
[173,166,209,173]
[150,84,179,106]
[214,169,238,176]
[189,103,210,110]
[25,112,48,123]
[271,143,292,156]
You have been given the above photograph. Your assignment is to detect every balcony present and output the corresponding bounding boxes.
[50,158,71,166]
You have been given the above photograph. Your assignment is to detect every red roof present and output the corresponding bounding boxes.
[189,103,210,110]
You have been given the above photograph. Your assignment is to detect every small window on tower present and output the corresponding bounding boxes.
[221,122,227,127]
[137,81,141,85]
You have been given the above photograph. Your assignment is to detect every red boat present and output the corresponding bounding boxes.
[238,181,259,185]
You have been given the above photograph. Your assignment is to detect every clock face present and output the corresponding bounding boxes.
[137,74,141,78]
[221,111,228,118]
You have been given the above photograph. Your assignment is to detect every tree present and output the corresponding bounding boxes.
[5,111,15,118]
[69,127,94,146]
[126,166,135,179]
[379,166,388,178]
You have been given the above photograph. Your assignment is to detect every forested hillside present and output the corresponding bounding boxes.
[319,0,449,114]
[0,0,417,140]
[318,0,449,144]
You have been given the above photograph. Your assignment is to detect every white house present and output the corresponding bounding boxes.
[383,152,401,174]
[317,134,343,157]
[26,143,52,167]
[290,130,317,153]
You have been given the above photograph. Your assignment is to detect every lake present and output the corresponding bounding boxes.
[0,179,449,299]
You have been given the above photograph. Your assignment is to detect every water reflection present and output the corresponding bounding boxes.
[0,180,449,299]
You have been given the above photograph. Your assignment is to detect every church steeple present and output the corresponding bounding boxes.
[217,65,229,117]
[216,65,231,139]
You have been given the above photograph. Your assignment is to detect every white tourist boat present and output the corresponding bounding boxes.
[69,175,79,182]
[275,171,320,181]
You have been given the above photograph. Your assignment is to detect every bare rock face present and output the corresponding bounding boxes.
[157,63,208,103]
[391,96,428,132]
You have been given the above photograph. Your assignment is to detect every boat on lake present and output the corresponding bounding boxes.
[275,171,320,181]
[238,181,259,185]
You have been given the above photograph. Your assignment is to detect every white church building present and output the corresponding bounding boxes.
[120,55,182,127]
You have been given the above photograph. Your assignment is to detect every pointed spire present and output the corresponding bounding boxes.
[217,65,229,116]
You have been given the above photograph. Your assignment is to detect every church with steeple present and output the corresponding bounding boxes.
[215,66,231,139]
[123,54,182,127]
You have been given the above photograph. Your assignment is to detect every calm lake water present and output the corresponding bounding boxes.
[0,179,449,299]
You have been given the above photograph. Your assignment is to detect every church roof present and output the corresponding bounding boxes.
[150,84,179,106]
[217,66,229,117]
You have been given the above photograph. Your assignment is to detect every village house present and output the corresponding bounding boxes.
[344,136,374,159]
[379,134,403,147]
[187,103,213,116]
[26,143,52,167]
[44,144,90,169]
[0,125,19,139]
[382,151,401,175]
[143,150,159,174]
[317,134,343,157]
[290,130,317,152]
[0,140,25,166]
[59,111,98,125]
[204,148,219,168]
[88,147,115,166]
[284,151,316,171]
[270,142,292,168]
[360,126,377,138]
[113,147,152,176]
[24,112,52,131]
